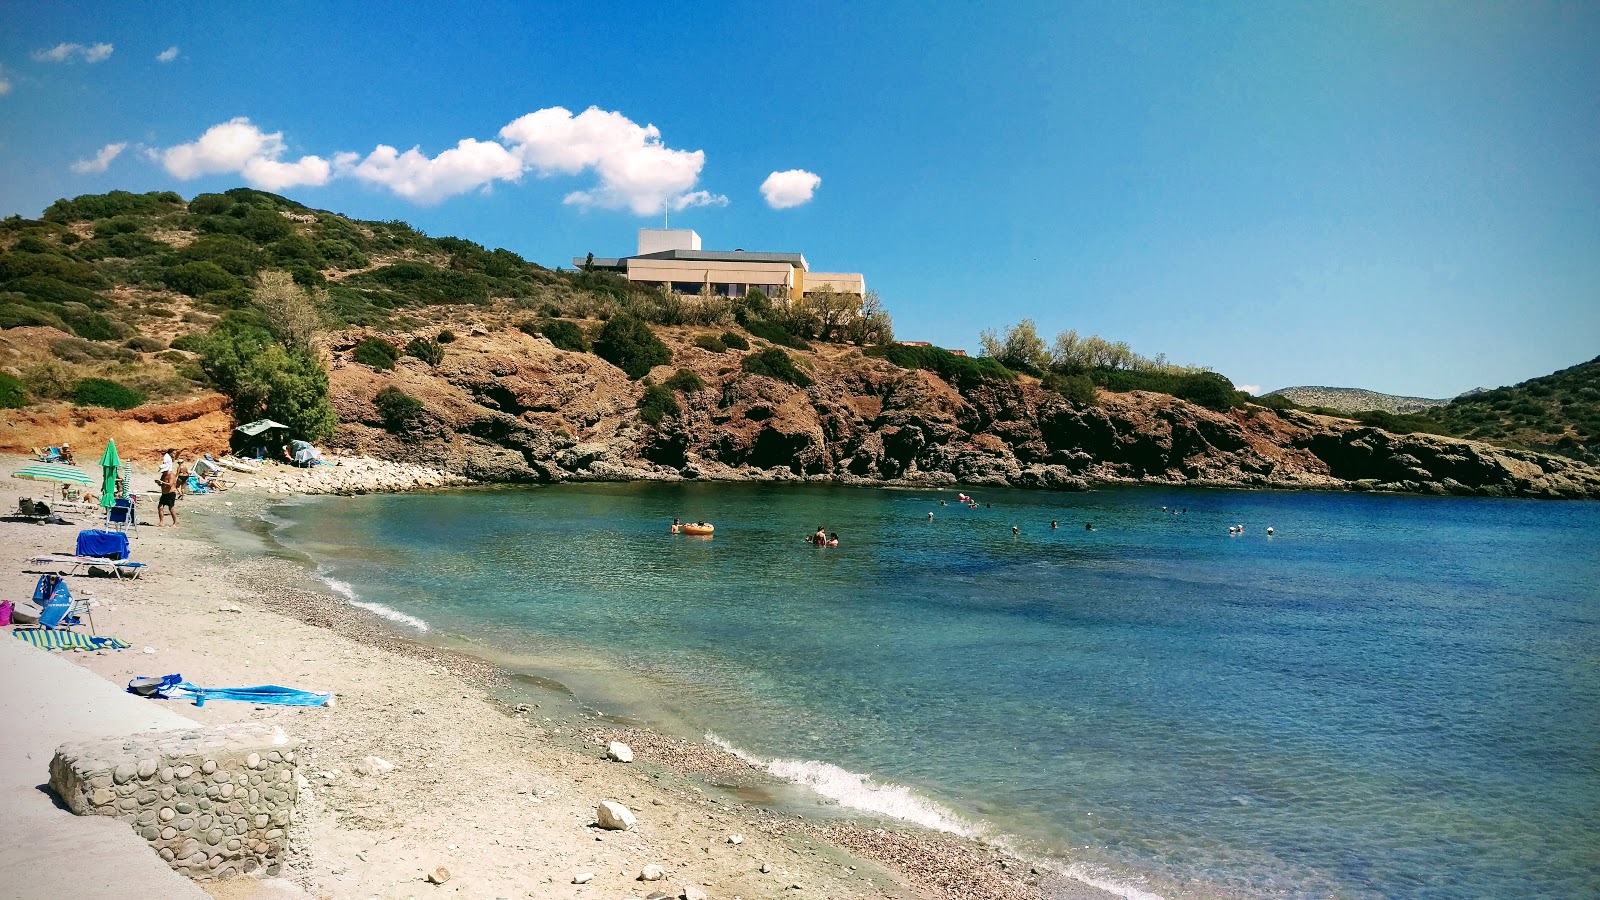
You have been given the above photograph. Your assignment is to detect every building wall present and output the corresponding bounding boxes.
[636,229,702,255]
[625,258,797,297]
[804,272,866,295]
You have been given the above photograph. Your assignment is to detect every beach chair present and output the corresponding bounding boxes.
[33,447,62,463]
[26,575,94,632]
[26,554,147,580]
[105,497,136,532]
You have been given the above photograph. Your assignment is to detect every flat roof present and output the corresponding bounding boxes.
[630,248,808,268]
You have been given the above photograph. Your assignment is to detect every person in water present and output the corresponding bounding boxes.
[1085,522,1094,531]
[928,511,935,521]
[813,526,828,546]
[1012,525,1020,536]
[1051,520,1058,529]
[827,533,840,547]
[671,517,681,534]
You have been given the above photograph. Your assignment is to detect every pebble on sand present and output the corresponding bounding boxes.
[426,865,450,884]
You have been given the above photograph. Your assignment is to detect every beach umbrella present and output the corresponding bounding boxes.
[99,439,121,508]
[11,462,95,487]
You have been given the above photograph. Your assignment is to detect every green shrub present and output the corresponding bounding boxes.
[166,261,241,297]
[0,371,27,408]
[720,331,750,351]
[197,321,336,440]
[536,319,588,352]
[866,344,1015,388]
[42,190,183,222]
[374,385,425,430]
[741,348,812,387]
[436,329,457,344]
[693,334,727,353]
[169,333,209,352]
[124,335,168,353]
[0,303,67,331]
[353,337,400,370]
[663,368,705,393]
[593,314,671,380]
[4,274,102,308]
[404,337,444,365]
[1173,372,1242,411]
[1042,372,1097,405]
[1355,410,1451,436]
[637,383,680,425]
[745,319,810,350]
[71,378,145,410]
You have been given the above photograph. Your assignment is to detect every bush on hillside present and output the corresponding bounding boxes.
[1042,372,1098,405]
[124,335,168,353]
[0,371,28,408]
[535,319,588,352]
[197,320,337,441]
[435,329,457,344]
[593,314,671,380]
[71,378,145,410]
[404,337,444,366]
[165,261,241,297]
[637,383,680,425]
[374,385,425,430]
[663,369,706,393]
[745,319,810,350]
[353,337,400,370]
[41,190,184,223]
[720,331,749,350]
[1354,409,1451,436]
[741,348,812,388]
[692,334,727,353]
[867,344,1016,388]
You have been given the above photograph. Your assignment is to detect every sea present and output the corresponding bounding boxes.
[256,482,1600,899]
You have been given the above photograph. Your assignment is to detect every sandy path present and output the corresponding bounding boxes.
[0,454,1106,900]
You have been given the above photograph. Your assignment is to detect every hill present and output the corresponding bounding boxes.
[1423,356,1600,462]
[1262,386,1448,414]
[2,188,1598,499]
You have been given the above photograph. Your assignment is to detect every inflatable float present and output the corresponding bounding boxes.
[680,523,714,536]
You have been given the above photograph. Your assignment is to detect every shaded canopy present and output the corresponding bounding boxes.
[234,419,288,437]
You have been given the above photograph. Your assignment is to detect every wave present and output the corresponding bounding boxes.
[704,733,979,837]
[318,574,430,632]
[704,733,1169,900]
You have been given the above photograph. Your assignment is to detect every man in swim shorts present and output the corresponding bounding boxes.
[157,449,179,526]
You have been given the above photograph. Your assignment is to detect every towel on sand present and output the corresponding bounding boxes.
[12,629,129,651]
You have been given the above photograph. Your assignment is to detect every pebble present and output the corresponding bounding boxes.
[572,872,593,884]
[727,834,743,845]
[427,865,451,884]
[639,864,665,881]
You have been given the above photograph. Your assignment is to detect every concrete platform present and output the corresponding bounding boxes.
[0,632,208,900]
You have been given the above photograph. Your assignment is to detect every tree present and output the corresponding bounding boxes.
[979,319,1050,374]
[199,319,337,440]
[593,313,671,380]
[254,270,327,353]
[846,290,894,345]
[800,287,862,342]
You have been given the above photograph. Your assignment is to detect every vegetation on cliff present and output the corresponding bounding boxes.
[1423,356,1600,461]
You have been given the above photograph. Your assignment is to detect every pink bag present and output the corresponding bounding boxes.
[0,600,12,627]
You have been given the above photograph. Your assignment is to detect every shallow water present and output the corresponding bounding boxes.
[267,483,1600,899]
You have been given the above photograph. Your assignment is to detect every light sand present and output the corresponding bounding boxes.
[0,454,1115,900]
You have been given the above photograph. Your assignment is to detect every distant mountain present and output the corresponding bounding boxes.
[1425,356,1600,462]
[1263,386,1448,415]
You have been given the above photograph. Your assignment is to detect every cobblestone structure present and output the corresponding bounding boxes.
[49,723,300,880]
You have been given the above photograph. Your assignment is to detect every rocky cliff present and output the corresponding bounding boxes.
[323,326,1600,499]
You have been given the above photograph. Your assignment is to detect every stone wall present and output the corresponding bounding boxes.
[49,723,300,880]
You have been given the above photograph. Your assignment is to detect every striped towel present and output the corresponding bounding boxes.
[12,629,130,651]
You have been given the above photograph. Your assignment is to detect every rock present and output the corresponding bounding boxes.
[639,864,665,881]
[427,865,450,884]
[681,886,708,900]
[727,834,743,844]
[606,741,634,763]
[759,862,772,873]
[595,800,636,830]
[572,872,593,884]
[355,756,394,776]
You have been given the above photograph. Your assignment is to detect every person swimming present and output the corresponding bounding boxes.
[1051,520,1058,529]
[671,517,681,534]
[827,533,840,547]
[1266,526,1275,535]
[1012,525,1019,536]
[928,512,935,521]
[1085,522,1094,531]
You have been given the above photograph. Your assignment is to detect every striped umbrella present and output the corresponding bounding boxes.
[11,462,96,487]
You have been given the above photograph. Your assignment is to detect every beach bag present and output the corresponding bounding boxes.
[0,600,11,627]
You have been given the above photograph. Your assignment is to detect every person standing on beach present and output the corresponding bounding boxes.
[156,449,180,527]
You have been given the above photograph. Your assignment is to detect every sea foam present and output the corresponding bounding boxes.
[319,574,430,632]
[705,733,979,837]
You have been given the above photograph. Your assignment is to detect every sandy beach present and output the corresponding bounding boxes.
[0,453,1116,900]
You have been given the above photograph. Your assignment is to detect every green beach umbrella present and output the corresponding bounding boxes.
[11,462,95,487]
[99,439,121,508]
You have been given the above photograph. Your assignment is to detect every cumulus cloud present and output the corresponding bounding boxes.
[156,117,330,190]
[760,169,822,209]
[70,142,127,174]
[339,138,523,204]
[157,46,179,63]
[501,106,722,215]
[34,42,114,64]
[1238,384,1262,396]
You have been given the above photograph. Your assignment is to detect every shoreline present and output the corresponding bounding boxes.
[0,456,1123,899]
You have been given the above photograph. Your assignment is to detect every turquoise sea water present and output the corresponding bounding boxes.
[265,484,1600,899]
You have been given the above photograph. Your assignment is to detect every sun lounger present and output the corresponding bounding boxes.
[26,554,147,579]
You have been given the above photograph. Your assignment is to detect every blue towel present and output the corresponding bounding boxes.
[127,674,331,707]
[14,630,128,651]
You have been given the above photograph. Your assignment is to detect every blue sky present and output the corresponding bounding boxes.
[2,1,1595,397]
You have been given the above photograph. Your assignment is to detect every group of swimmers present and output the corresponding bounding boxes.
[808,526,840,547]
[1228,524,1273,535]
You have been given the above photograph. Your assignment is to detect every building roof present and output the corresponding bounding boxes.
[631,248,808,268]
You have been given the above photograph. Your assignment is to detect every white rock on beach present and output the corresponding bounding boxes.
[572,872,594,884]
[681,886,708,900]
[355,756,394,776]
[595,800,637,830]
[606,741,634,763]
[639,864,665,881]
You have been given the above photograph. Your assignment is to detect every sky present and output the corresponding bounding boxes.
[1,1,1596,398]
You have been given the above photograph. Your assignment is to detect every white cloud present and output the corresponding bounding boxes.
[1238,384,1262,396]
[501,106,717,215]
[760,169,821,209]
[157,117,330,189]
[70,142,127,174]
[156,46,179,63]
[0,65,10,96]
[340,138,523,204]
[34,42,114,64]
